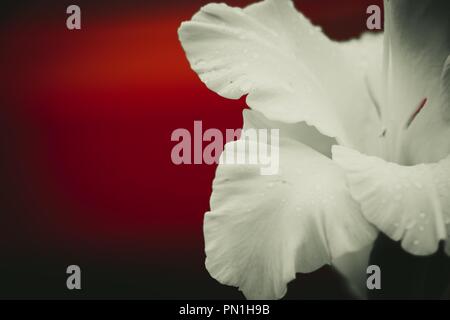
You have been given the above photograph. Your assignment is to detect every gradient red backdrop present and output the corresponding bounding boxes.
[0,0,382,298]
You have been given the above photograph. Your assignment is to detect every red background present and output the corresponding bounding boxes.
[0,0,382,298]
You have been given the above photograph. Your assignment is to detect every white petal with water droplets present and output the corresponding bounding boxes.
[204,125,376,299]
[179,0,381,150]
[333,145,450,256]
[432,154,450,255]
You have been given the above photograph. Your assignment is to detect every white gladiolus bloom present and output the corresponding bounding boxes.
[178,0,450,299]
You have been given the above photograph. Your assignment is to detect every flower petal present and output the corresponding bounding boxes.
[179,0,381,150]
[382,0,450,164]
[204,118,376,299]
[331,244,374,299]
[242,109,337,158]
[400,54,450,165]
[385,0,449,82]
[442,55,450,119]
[333,145,450,256]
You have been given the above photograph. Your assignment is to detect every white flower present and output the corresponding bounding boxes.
[178,0,450,299]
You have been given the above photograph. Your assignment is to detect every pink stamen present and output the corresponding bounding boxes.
[405,98,427,129]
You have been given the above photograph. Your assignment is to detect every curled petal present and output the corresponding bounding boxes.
[179,0,381,150]
[333,145,450,256]
[204,123,376,299]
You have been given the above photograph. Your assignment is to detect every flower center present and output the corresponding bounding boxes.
[405,98,428,129]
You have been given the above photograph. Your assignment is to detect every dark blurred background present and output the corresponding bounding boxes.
[0,0,382,299]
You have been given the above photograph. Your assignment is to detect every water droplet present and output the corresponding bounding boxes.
[413,240,420,245]
[406,220,416,229]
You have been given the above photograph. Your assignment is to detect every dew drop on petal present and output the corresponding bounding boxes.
[405,220,416,230]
